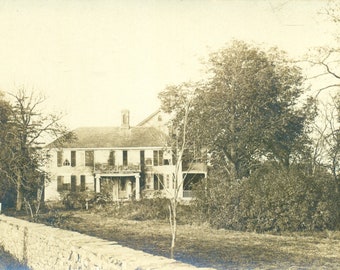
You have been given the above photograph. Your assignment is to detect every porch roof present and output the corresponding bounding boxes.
[49,126,168,148]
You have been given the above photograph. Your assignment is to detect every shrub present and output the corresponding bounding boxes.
[119,198,169,221]
[61,191,96,210]
[194,163,339,232]
[93,197,198,224]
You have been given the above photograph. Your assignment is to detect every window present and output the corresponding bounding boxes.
[57,151,63,167]
[80,175,86,191]
[63,159,70,166]
[154,174,164,190]
[85,151,94,167]
[71,151,76,167]
[123,151,128,166]
[57,176,70,191]
[108,151,115,166]
[153,150,163,166]
[71,175,77,192]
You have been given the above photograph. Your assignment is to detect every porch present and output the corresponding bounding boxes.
[94,163,141,174]
[182,163,207,199]
[95,173,140,201]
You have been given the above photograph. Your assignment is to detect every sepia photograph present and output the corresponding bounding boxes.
[0,0,339,269]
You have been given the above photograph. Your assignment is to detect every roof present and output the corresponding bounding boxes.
[49,126,168,149]
[136,109,161,126]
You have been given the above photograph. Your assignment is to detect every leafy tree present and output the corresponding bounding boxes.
[193,41,313,179]
[0,93,16,208]
[0,89,73,212]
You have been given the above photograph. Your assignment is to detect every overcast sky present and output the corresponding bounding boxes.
[0,0,336,129]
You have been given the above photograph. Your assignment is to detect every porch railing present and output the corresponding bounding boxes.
[94,163,141,174]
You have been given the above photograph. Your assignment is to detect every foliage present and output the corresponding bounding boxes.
[158,82,198,257]
[0,93,17,208]
[61,191,96,210]
[194,163,339,232]
[172,41,315,180]
[94,198,198,224]
[124,198,169,221]
[0,89,74,211]
[159,41,324,236]
[43,209,72,227]
[311,94,340,193]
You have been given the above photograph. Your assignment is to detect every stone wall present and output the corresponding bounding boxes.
[0,215,213,270]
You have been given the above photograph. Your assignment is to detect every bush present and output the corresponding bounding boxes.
[114,198,169,221]
[43,209,71,227]
[92,198,198,224]
[194,163,339,232]
[61,191,96,210]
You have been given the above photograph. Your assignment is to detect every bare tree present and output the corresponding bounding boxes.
[1,88,73,212]
[303,1,340,189]
[304,1,340,97]
[311,96,339,191]
[305,47,340,97]
[158,82,198,258]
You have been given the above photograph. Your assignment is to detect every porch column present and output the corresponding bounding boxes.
[135,174,140,200]
[95,175,101,193]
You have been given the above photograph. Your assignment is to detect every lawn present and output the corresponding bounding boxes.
[38,209,340,270]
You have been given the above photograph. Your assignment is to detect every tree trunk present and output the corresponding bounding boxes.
[169,201,177,259]
[16,177,23,211]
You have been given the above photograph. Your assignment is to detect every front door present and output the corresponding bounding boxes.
[112,179,119,201]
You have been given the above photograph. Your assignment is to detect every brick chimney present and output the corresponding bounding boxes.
[121,109,130,129]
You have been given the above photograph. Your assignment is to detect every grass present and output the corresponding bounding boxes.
[6,200,340,270]
[34,207,340,270]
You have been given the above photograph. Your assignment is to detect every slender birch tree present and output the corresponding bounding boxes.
[158,82,198,258]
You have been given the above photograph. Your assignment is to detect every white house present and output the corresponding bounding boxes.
[44,109,206,202]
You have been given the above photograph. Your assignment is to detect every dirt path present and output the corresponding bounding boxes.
[50,211,340,270]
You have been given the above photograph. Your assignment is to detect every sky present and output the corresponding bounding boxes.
[0,0,337,129]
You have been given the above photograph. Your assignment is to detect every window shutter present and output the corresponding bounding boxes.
[71,151,76,167]
[71,175,77,192]
[57,151,63,167]
[108,151,115,166]
[57,176,64,191]
[80,175,86,191]
[123,151,128,166]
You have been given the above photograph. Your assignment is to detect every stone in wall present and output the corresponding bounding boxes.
[0,215,214,270]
